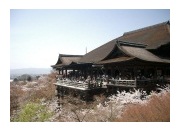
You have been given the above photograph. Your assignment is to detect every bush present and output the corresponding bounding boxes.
[54,89,170,122]
[10,84,24,116]
[27,76,32,82]
[27,73,56,102]
[10,72,57,121]
[14,102,53,122]
[114,91,170,122]
[13,78,18,82]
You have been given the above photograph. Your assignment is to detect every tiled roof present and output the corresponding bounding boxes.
[53,21,170,67]
[120,21,170,49]
[51,54,83,68]
[97,44,169,64]
[61,57,82,65]
[79,38,118,63]
[119,45,169,63]
[79,21,170,64]
[97,56,135,64]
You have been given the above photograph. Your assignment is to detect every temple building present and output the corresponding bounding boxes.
[51,21,170,101]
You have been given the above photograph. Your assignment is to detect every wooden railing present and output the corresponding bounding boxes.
[55,79,89,90]
[107,79,137,87]
[55,78,165,90]
[137,79,155,87]
[55,78,105,90]
[107,79,159,88]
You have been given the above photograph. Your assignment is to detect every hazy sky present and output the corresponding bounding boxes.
[10,9,170,69]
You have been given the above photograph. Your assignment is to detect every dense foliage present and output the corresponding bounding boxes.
[10,71,170,122]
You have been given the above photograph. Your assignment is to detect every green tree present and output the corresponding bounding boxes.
[14,102,53,122]
[27,76,32,82]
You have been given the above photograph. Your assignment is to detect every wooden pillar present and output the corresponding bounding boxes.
[58,69,60,75]
[111,66,115,78]
[90,68,93,79]
[105,67,107,76]
[73,69,75,78]
[84,69,87,79]
[133,67,137,79]
[121,68,125,79]
[110,67,113,78]
[65,69,67,77]
[154,67,157,79]
[62,69,64,75]
[144,67,148,78]
[97,68,99,78]
[82,69,84,76]
[56,86,63,109]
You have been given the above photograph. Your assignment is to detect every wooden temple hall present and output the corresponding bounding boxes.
[51,21,170,100]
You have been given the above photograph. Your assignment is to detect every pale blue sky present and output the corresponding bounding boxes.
[10,9,170,69]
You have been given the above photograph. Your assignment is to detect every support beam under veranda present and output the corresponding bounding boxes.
[56,86,65,110]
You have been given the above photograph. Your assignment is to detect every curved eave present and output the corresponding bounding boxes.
[97,57,135,64]
[79,38,118,63]
[118,45,169,63]
[51,64,66,69]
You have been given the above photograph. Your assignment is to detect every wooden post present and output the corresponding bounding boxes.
[73,69,75,74]
[134,77,137,88]
[62,69,64,75]
[84,69,87,79]
[65,69,67,77]
[56,86,61,109]
[97,68,99,78]
[134,67,137,79]
[90,69,93,79]
[105,68,107,76]
[154,67,157,79]
[144,67,148,78]
[111,67,114,78]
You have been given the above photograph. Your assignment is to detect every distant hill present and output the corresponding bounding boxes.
[10,68,52,75]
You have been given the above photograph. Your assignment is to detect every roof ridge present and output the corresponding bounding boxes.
[82,39,116,58]
[123,21,169,36]
[119,45,166,63]
[117,40,147,48]
[59,54,83,57]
